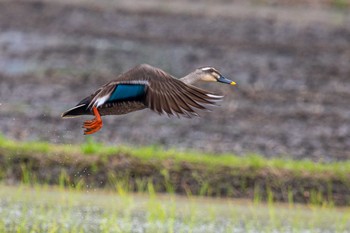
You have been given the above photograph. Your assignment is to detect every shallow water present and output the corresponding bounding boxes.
[0,185,349,233]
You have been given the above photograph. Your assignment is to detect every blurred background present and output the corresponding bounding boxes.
[1,0,350,161]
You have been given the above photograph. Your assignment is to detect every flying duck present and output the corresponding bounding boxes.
[62,64,236,135]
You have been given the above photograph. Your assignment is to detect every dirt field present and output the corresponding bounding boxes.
[0,0,350,160]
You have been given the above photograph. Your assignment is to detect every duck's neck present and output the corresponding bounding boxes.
[179,72,201,85]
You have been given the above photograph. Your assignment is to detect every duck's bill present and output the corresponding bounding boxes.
[218,76,236,85]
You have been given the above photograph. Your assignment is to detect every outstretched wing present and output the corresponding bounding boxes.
[88,64,223,117]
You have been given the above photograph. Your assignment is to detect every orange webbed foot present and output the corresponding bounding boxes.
[83,120,99,128]
[83,107,103,135]
[83,123,102,135]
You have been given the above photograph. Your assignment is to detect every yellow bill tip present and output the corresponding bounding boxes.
[230,81,237,86]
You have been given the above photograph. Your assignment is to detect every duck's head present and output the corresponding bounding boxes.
[196,67,236,86]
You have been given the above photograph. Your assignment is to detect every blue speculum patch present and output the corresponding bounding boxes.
[108,84,146,102]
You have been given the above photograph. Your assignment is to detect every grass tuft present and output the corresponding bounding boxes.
[1,135,350,205]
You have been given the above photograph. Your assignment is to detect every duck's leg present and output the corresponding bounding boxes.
[83,107,103,135]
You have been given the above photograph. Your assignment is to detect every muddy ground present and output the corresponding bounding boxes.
[0,0,350,161]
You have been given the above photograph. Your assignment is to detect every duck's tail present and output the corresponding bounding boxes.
[61,97,92,118]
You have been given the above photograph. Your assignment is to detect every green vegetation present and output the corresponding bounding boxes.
[0,184,349,233]
[2,135,350,175]
[1,135,350,205]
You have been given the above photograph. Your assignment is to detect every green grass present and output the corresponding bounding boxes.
[1,135,350,177]
[1,135,350,205]
[0,184,349,233]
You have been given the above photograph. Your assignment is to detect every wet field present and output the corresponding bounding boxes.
[1,0,350,160]
[1,185,349,233]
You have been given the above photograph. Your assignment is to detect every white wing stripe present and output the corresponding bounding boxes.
[207,94,223,98]
[94,95,109,107]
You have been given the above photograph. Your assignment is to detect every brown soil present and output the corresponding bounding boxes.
[1,0,350,160]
